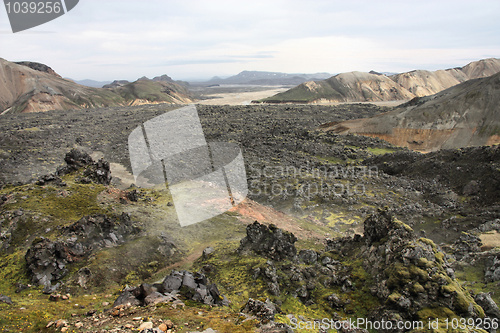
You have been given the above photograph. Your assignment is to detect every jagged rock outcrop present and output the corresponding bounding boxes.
[485,255,500,283]
[450,232,483,260]
[36,174,66,187]
[25,213,140,292]
[298,249,318,264]
[252,261,281,296]
[238,221,297,261]
[55,149,112,185]
[15,61,62,77]
[474,293,500,319]
[241,298,279,322]
[326,208,492,329]
[113,270,228,308]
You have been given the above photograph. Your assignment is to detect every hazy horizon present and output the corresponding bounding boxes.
[1,0,499,81]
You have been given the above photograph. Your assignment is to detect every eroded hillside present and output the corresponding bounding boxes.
[322,72,500,151]
[261,58,500,104]
[0,58,194,115]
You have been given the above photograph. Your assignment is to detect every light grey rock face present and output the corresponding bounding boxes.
[113,270,228,308]
[0,294,13,305]
[474,292,500,318]
[485,255,500,283]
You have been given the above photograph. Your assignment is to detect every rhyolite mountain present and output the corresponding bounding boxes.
[0,58,194,114]
[321,71,500,151]
[261,58,500,103]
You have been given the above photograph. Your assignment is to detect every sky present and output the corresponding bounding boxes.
[1,0,499,81]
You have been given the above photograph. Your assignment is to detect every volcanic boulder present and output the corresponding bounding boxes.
[25,213,139,292]
[113,270,228,307]
[55,149,112,185]
[238,221,297,261]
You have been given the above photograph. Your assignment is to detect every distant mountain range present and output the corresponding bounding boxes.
[0,58,194,114]
[202,70,333,86]
[68,79,112,88]
[260,58,500,103]
[321,71,500,151]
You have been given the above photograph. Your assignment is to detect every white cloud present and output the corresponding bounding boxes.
[0,0,499,80]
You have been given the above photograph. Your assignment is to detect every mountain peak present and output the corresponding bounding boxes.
[15,61,62,78]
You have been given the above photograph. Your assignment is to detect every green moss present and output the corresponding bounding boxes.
[193,241,269,308]
[394,218,414,233]
[1,182,108,222]
[81,236,176,292]
[340,258,381,317]
[417,306,456,319]
[441,282,484,317]
[387,291,402,304]
[410,265,429,282]
[435,251,445,264]
[386,263,411,288]
[366,147,397,155]
[417,257,434,269]
[411,282,425,294]
[280,296,331,325]
[418,237,437,249]
[0,251,29,293]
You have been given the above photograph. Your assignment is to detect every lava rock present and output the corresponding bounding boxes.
[162,272,183,293]
[25,213,140,291]
[36,174,66,187]
[25,238,70,291]
[126,189,139,202]
[56,149,112,185]
[363,208,398,244]
[144,291,175,305]
[64,149,93,168]
[0,294,13,305]
[202,247,215,259]
[115,270,228,308]
[238,221,297,261]
[452,232,483,260]
[241,298,278,322]
[485,255,500,283]
[298,250,318,264]
[112,290,142,308]
[474,293,500,318]
[326,293,344,309]
[84,158,112,185]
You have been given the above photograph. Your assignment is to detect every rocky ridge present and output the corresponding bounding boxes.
[0,58,194,114]
[201,211,500,333]
[261,58,500,104]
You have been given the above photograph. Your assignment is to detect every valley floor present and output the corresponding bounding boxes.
[0,104,499,332]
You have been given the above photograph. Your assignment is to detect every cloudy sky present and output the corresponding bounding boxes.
[1,0,499,81]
